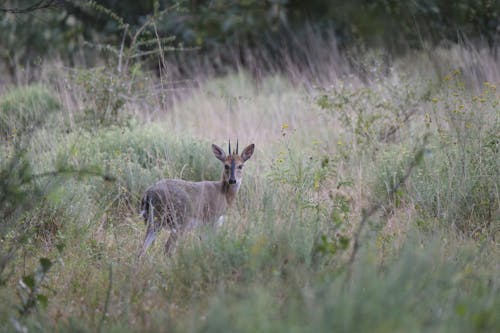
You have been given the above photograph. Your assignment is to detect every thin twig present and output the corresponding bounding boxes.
[32,168,115,182]
[117,24,129,74]
[152,21,168,78]
[98,263,113,333]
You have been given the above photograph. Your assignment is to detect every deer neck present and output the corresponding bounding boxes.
[221,180,240,205]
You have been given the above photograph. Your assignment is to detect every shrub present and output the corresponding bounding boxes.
[409,77,499,238]
[369,73,499,240]
[73,67,129,127]
[0,84,60,139]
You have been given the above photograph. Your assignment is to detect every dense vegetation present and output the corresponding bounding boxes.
[2,0,500,81]
[1,1,499,332]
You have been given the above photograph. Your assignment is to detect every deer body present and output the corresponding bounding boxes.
[139,142,254,256]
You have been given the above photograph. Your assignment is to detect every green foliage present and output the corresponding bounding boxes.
[268,134,336,211]
[16,257,53,317]
[312,233,350,258]
[0,84,60,139]
[369,73,499,239]
[23,184,95,244]
[56,125,222,223]
[2,0,499,82]
[0,123,112,331]
[0,6,83,79]
[267,133,353,268]
[73,67,129,127]
[69,2,177,127]
[372,144,416,211]
[408,75,499,238]
[316,73,430,157]
[0,148,35,221]
[162,0,283,48]
[60,124,221,181]
[172,235,499,333]
[410,137,499,237]
[285,0,500,48]
[161,212,315,302]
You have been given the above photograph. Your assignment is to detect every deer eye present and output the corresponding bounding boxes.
[224,165,230,170]
[238,165,243,169]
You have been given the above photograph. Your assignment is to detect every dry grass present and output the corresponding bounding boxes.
[1,42,499,332]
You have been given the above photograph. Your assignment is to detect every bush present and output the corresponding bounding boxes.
[369,73,499,239]
[73,67,129,127]
[409,77,499,238]
[0,84,60,139]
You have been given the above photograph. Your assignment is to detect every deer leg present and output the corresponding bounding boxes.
[138,223,157,257]
[164,229,178,255]
[138,202,161,257]
[216,215,225,227]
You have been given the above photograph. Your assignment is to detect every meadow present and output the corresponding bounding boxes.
[0,42,499,332]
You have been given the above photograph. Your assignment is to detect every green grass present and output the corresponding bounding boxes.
[0,84,61,139]
[0,45,499,332]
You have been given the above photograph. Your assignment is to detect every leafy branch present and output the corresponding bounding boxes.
[0,0,58,14]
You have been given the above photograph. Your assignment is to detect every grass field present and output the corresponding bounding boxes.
[0,43,499,332]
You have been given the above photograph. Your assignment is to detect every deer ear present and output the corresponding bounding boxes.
[241,144,255,162]
[212,144,226,162]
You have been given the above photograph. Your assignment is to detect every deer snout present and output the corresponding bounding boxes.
[228,178,237,184]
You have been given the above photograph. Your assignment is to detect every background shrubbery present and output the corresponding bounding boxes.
[0,84,60,138]
[1,0,500,82]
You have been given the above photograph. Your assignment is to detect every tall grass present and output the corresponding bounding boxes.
[0,41,499,332]
[0,84,60,139]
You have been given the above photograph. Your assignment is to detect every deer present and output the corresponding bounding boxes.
[138,141,255,256]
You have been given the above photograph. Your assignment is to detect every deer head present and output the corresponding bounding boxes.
[212,140,255,189]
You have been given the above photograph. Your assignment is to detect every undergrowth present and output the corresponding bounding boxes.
[0,44,499,333]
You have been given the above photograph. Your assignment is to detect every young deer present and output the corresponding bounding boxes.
[139,141,255,256]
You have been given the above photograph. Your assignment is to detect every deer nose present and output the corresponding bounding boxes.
[228,178,237,184]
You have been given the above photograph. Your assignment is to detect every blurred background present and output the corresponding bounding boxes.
[1,0,499,84]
